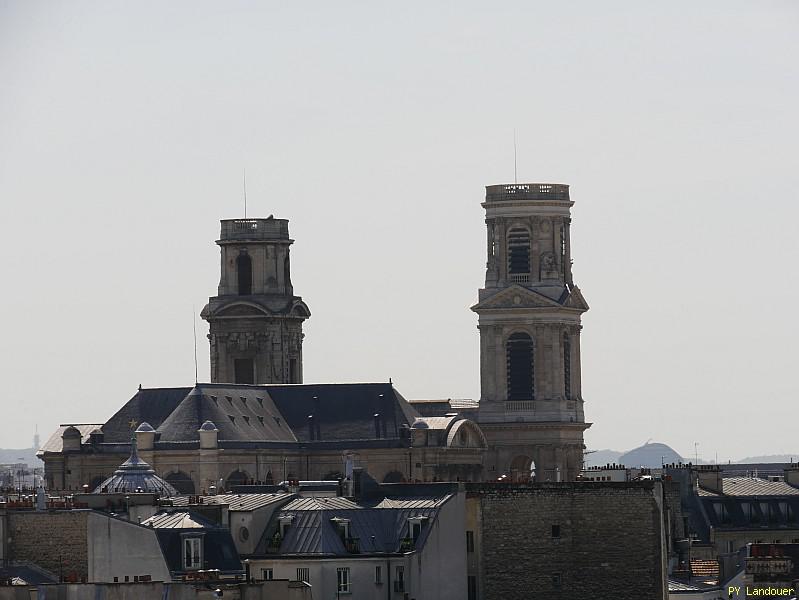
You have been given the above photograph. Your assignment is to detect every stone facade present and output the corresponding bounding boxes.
[6,510,89,581]
[47,428,486,494]
[472,183,590,481]
[201,218,310,385]
[467,482,668,600]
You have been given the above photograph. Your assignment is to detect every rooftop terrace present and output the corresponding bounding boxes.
[485,183,570,202]
[219,218,290,242]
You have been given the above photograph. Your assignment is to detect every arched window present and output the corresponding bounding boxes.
[165,471,196,495]
[507,228,531,282]
[506,332,534,400]
[563,332,571,399]
[237,253,252,295]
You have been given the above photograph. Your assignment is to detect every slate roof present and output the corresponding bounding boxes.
[103,388,192,443]
[265,382,417,442]
[256,487,455,556]
[46,382,424,454]
[156,385,296,443]
[145,510,242,574]
[39,424,103,454]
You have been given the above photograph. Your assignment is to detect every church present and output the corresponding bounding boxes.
[39,182,590,493]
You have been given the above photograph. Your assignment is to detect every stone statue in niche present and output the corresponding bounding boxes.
[540,251,559,280]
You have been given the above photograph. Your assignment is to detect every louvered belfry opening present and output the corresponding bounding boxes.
[507,228,531,281]
[234,358,254,384]
[563,332,572,399]
[506,332,534,401]
[237,252,252,295]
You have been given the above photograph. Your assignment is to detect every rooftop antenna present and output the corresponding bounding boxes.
[513,129,518,184]
[243,168,247,219]
[192,305,199,384]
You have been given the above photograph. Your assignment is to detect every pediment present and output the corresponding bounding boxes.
[471,285,563,311]
[215,302,270,317]
[563,286,589,311]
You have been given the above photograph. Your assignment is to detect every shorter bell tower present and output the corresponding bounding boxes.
[201,218,311,384]
[472,183,590,481]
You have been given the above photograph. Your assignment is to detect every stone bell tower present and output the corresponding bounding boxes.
[471,183,590,481]
[201,218,310,384]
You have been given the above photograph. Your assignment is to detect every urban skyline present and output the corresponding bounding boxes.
[1,2,797,460]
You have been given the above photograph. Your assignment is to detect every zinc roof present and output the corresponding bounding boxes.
[142,511,219,529]
[170,493,292,511]
[282,496,363,511]
[722,477,799,496]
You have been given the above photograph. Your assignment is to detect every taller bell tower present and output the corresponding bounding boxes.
[472,183,590,481]
[201,218,310,385]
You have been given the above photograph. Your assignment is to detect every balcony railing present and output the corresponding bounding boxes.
[485,183,570,202]
[345,537,360,554]
[219,218,289,241]
[506,401,535,412]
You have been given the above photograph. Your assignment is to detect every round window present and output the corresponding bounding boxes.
[239,526,249,542]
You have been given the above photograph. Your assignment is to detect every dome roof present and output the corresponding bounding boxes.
[199,420,218,431]
[93,439,177,496]
[411,419,430,429]
[135,422,155,432]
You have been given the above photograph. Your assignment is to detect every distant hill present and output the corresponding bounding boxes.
[584,449,623,467]
[735,454,799,464]
[619,442,683,468]
[0,448,40,466]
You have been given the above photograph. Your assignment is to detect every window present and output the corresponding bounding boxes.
[183,537,202,570]
[466,530,475,553]
[506,332,535,401]
[261,568,273,581]
[563,332,571,399]
[551,524,561,539]
[337,567,350,593]
[411,521,422,542]
[394,566,405,592]
[552,573,562,587]
[234,358,254,384]
[237,252,252,295]
[279,516,293,538]
[468,575,477,600]
[296,567,310,583]
[289,358,298,383]
[374,565,382,584]
[507,227,531,280]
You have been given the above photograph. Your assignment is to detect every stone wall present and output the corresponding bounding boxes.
[8,510,90,581]
[469,482,667,600]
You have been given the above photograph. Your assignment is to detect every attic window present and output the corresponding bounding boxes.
[225,396,233,403]
[279,515,294,537]
[274,416,281,427]
[331,517,351,540]
[241,397,247,405]
[242,415,250,425]
[256,397,264,407]
[257,416,264,426]
[182,535,203,570]
[408,516,428,543]
[228,415,236,426]
[210,395,217,402]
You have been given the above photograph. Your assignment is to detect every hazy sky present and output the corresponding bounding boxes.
[1,2,797,461]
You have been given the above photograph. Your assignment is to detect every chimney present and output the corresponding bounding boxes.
[693,464,723,494]
[785,464,799,487]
